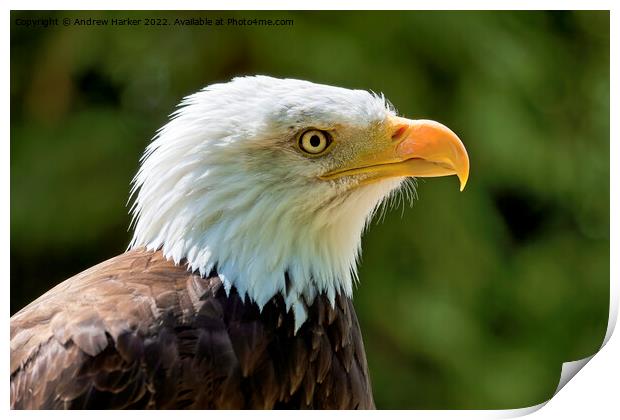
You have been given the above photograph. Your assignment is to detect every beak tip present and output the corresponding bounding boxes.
[458,170,469,192]
[457,150,470,192]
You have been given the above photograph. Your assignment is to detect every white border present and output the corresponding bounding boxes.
[4,2,616,418]
[1,0,618,10]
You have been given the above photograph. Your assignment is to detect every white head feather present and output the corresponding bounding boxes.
[129,76,404,330]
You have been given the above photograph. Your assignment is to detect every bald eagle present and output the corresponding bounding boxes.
[10,76,469,409]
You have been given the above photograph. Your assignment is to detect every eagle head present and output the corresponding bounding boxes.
[129,76,469,330]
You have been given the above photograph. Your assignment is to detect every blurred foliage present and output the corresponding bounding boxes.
[10,10,609,409]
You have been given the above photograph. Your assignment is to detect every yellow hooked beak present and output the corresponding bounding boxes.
[321,116,470,191]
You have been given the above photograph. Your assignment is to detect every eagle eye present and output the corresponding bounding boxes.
[298,129,331,155]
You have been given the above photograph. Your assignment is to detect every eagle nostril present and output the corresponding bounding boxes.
[391,125,408,141]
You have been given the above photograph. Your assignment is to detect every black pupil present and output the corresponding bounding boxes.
[309,134,321,148]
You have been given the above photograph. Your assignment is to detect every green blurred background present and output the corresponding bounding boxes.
[10,10,609,409]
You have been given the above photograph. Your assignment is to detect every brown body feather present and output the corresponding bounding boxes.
[10,249,374,409]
